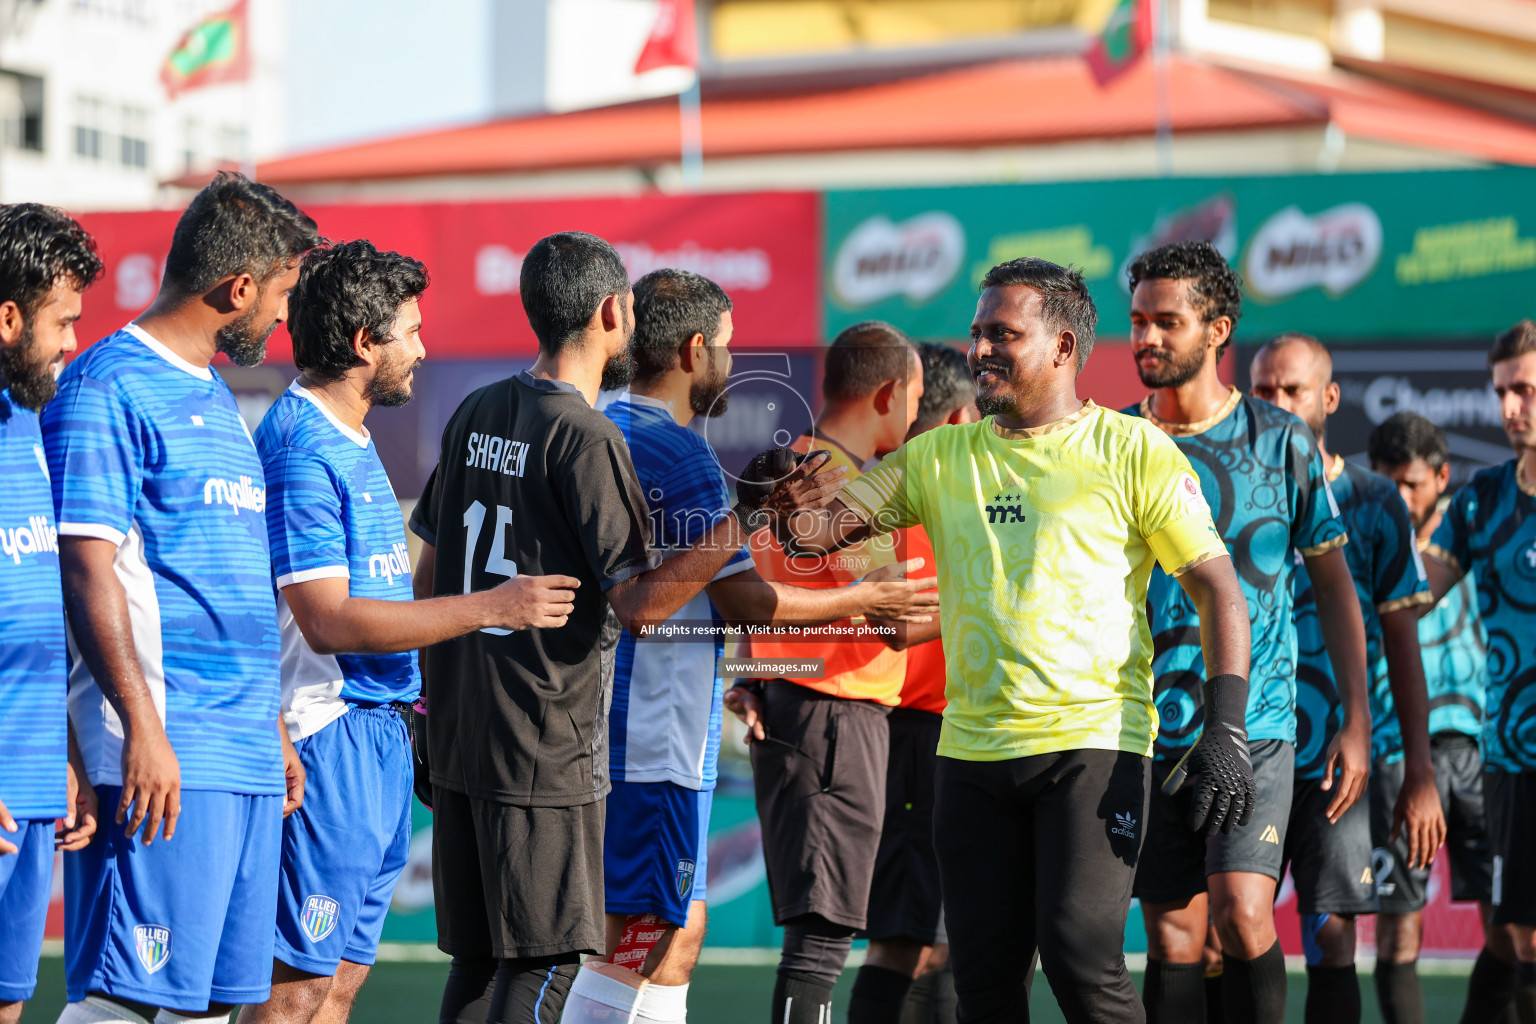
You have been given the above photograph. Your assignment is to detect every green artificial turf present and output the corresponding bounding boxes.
[21,954,1474,1022]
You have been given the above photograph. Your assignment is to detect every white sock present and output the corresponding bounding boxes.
[152,1012,229,1023]
[561,963,647,1023]
[636,981,688,1023]
[55,997,153,1024]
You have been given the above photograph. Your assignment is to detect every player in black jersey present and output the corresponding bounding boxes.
[410,232,800,1024]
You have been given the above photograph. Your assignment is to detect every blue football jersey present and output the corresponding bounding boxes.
[603,393,753,791]
[1429,460,1536,772]
[1291,459,1429,778]
[255,382,420,740]
[0,390,68,819]
[41,325,283,796]
[1130,389,1345,757]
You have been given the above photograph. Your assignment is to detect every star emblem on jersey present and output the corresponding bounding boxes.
[1259,825,1280,845]
[133,924,172,974]
[984,493,1026,525]
[1111,812,1138,839]
[300,895,341,943]
[675,858,696,900]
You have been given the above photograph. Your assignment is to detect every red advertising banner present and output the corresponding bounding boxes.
[73,191,820,360]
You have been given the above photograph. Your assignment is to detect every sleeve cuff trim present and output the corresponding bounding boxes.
[1378,591,1434,615]
[408,519,436,547]
[600,553,665,592]
[276,566,351,588]
[58,522,127,546]
[1423,543,1463,576]
[1298,534,1348,557]
[1169,547,1228,578]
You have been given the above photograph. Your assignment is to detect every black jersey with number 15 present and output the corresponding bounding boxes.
[410,371,660,807]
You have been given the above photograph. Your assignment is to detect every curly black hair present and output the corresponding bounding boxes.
[288,239,429,382]
[0,203,103,317]
[981,257,1098,370]
[1127,241,1243,356]
[631,268,733,383]
[162,171,318,296]
[912,342,975,433]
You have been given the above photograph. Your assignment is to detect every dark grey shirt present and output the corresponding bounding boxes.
[411,372,660,806]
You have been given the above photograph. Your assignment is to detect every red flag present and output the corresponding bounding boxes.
[635,0,697,74]
[1085,0,1153,86]
[161,0,250,98]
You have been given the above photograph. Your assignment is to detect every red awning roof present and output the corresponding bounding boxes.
[252,54,1536,186]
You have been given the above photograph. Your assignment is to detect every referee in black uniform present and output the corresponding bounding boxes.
[410,232,779,1024]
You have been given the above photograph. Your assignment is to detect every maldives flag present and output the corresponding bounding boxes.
[1085,0,1153,86]
[161,0,250,98]
[634,0,697,74]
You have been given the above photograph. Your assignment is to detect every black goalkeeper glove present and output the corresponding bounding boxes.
[731,446,830,534]
[407,703,433,811]
[1162,674,1256,836]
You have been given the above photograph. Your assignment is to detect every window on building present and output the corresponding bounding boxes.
[181,117,200,173]
[217,123,247,167]
[74,95,107,161]
[119,106,149,169]
[0,70,44,153]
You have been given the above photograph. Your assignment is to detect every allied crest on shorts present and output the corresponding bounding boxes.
[675,858,697,899]
[300,894,341,943]
[134,924,172,974]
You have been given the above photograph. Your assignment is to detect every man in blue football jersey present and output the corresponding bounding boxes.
[1424,321,1536,1024]
[44,173,317,1024]
[240,241,581,1024]
[0,204,102,1024]
[1125,243,1370,1024]
[1368,412,1510,1024]
[563,271,937,1024]
[1250,335,1445,1024]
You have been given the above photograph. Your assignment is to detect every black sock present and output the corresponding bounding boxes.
[1375,960,1424,1024]
[774,968,838,1024]
[849,965,914,1024]
[1206,971,1227,1024]
[1142,960,1204,1023]
[1461,949,1518,1024]
[1223,941,1288,1024]
[440,955,498,1024]
[901,964,957,1024]
[1514,963,1536,1024]
[485,955,581,1024]
[1305,964,1361,1024]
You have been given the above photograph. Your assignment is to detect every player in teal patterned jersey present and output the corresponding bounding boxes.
[1369,411,1508,1024]
[1424,322,1536,1023]
[1124,243,1368,1024]
[1250,336,1442,1024]
[0,204,101,1024]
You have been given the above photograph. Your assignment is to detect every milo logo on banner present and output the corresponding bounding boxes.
[1244,203,1383,300]
[831,212,965,306]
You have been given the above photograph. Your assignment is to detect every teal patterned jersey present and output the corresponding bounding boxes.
[1373,568,1486,762]
[1129,389,1346,758]
[1428,459,1536,772]
[1291,459,1429,779]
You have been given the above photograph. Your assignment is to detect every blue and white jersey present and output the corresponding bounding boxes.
[255,382,420,740]
[603,393,753,791]
[41,325,283,796]
[1291,458,1429,779]
[0,390,67,820]
[1429,459,1536,772]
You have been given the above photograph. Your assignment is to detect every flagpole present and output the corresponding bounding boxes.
[1153,0,1173,175]
[679,73,703,189]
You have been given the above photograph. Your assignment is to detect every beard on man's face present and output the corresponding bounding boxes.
[972,352,1022,418]
[0,321,58,412]
[689,353,731,418]
[600,347,637,391]
[366,346,420,408]
[216,306,279,368]
[1135,335,1209,390]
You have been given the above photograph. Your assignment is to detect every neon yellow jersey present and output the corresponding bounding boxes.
[840,402,1228,761]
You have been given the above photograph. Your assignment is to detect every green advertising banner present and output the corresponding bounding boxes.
[824,168,1536,344]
